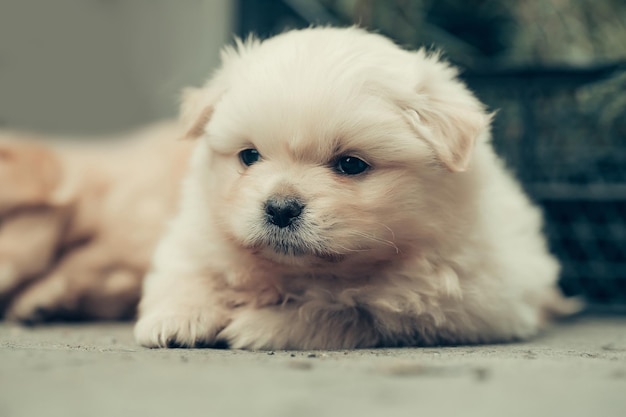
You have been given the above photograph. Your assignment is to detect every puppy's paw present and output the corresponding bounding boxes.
[217,311,277,350]
[134,309,228,348]
[3,273,74,323]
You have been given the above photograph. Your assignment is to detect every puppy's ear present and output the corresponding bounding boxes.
[179,36,262,140]
[404,52,491,172]
[179,87,216,140]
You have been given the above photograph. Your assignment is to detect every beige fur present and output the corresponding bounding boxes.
[135,27,575,350]
[0,124,193,321]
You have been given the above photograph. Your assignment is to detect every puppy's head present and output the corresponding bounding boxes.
[183,27,490,269]
[0,138,64,215]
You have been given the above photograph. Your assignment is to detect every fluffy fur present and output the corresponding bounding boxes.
[0,124,192,321]
[135,27,573,350]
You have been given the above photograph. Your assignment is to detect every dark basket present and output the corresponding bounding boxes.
[465,65,626,306]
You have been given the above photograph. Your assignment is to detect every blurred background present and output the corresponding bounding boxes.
[1,0,625,308]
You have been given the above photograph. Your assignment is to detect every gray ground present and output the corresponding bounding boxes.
[1,315,625,417]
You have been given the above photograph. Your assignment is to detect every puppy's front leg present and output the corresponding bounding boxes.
[218,303,381,350]
[135,268,230,348]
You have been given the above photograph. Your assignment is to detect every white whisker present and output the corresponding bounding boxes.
[348,229,399,254]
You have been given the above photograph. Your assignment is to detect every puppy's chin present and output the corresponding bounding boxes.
[245,236,346,266]
[252,246,346,267]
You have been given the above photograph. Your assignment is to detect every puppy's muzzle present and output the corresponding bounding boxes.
[264,196,304,228]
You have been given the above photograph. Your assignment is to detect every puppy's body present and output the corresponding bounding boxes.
[0,123,192,320]
[136,27,571,349]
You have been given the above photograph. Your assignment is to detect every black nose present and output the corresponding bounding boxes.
[265,197,304,228]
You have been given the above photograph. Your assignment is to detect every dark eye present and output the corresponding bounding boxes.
[239,149,261,166]
[335,156,370,175]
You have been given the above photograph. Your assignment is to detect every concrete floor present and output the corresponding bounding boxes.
[1,315,625,417]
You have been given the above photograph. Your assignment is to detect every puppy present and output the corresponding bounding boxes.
[0,124,192,321]
[135,27,574,350]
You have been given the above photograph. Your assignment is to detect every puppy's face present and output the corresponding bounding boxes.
[207,93,433,267]
[185,28,489,270]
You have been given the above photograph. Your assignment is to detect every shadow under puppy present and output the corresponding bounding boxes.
[0,124,192,321]
[135,26,576,350]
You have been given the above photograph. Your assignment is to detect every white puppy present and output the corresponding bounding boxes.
[135,27,573,350]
